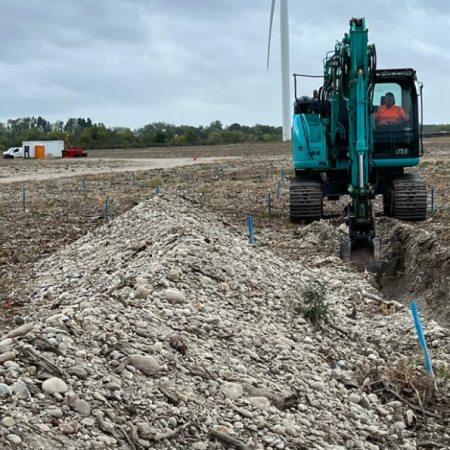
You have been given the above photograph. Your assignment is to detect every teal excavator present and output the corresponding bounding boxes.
[291,18,427,272]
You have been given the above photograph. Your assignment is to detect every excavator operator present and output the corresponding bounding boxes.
[374,92,409,126]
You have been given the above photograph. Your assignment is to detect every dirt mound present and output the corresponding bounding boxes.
[1,196,449,449]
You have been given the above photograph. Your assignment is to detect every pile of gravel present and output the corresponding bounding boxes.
[0,195,448,450]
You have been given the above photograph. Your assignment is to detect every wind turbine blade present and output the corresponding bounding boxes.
[267,0,276,70]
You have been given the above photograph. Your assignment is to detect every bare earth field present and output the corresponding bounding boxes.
[1,139,450,448]
[1,139,449,328]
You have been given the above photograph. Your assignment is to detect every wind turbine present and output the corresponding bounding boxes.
[267,0,291,142]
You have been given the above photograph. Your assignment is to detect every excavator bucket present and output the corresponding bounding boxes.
[341,237,381,274]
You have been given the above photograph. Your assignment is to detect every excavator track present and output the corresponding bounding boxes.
[289,178,322,222]
[392,174,427,221]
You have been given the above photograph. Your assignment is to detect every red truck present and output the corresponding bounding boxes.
[62,149,88,158]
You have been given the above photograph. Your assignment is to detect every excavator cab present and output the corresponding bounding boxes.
[372,69,423,159]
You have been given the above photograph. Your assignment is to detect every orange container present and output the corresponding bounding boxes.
[35,145,46,159]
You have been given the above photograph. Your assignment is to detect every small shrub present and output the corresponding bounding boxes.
[299,280,328,328]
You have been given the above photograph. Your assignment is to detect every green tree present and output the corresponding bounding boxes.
[208,131,223,145]
[185,128,199,145]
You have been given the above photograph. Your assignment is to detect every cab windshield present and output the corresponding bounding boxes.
[372,82,417,157]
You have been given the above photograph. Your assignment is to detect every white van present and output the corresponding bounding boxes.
[2,141,64,159]
[2,147,24,158]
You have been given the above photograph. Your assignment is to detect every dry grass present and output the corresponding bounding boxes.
[385,358,435,407]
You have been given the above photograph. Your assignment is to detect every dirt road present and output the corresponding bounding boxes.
[0,157,237,184]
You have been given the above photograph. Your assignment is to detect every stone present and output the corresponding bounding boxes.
[349,393,361,404]
[2,417,15,427]
[167,270,182,282]
[6,434,22,445]
[6,323,34,338]
[192,442,208,450]
[47,408,64,418]
[13,380,30,399]
[311,381,326,391]
[81,418,96,427]
[137,422,152,436]
[249,397,271,411]
[0,352,16,364]
[134,286,150,299]
[68,367,89,379]
[221,382,243,401]
[42,377,69,395]
[162,289,186,304]
[4,361,20,370]
[128,355,160,376]
[0,383,12,397]
[104,382,121,391]
[60,423,75,434]
[73,399,91,417]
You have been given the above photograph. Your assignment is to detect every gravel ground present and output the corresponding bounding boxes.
[1,139,450,448]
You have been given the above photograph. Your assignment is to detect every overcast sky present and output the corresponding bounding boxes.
[0,0,448,129]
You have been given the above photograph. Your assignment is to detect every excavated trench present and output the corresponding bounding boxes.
[377,217,450,326]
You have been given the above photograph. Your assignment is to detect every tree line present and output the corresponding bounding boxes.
[0,117,283,150]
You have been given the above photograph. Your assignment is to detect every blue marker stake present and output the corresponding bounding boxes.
[156,185,161,195]
[105,198,109,223]
[132,173,136,186]
[186,174,190,190]
[248,215,254,245]
[277,181,281,198]
[281,170,285,183]
[431,187,435,215]
[411,302,434,377]
[22,188,26,212]
[268,192,272,217]
[82,179,87,194]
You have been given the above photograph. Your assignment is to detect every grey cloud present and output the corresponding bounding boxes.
[0,0,447,127]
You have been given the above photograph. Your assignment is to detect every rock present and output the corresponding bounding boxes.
[311,381,326,391]
[134,286,150,299]
[137,422,152,436]
[81,418,95,427]
[42,377,68,395]
[223,265,235,277]
[0,352,16,364]
[60,423,75,434]
[0,383,12,397]
[6,434,22,445]
[128,355,160,376]
[47,408,63,418]
[104,382,121,391]
[4,361,20,370]
[249,396,271,411]
[167,270,182,282]
[2,417,15,427]
[73,399,91,417]
[221,382,243,401]
[68,367,89,379]
[162,289,186,304]
[349,393,361,404]
[192,443,208,450]
[13,380,30,399]
[5,323,34,338]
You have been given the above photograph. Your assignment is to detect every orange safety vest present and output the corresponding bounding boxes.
[374,105,407,125]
